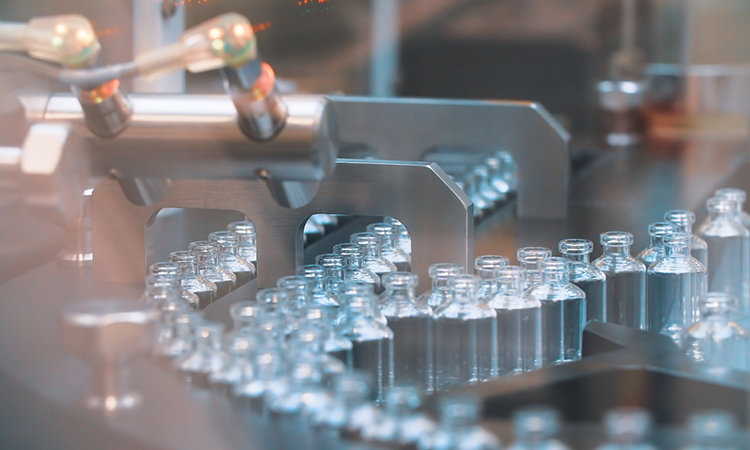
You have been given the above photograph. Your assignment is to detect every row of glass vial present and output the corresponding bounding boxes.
[152,221,258,309]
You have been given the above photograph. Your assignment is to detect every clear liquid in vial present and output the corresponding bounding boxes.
[386,316,433,392]
[574,278,605,323]
[540,298,584,366]
[605,271,645,329]
[496,307,541,375]
[351,339,393,404]
[705,235,747,304]
[648,272,703,344]
[434,317,496,391]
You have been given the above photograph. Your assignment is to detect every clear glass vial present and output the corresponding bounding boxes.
[169,250,217,309]
[593,232,647,330]
[337,281,388,325]
[637,222,678,268]
[517,247,553,289]
[297,264,339,308]
[474,255,510,303]
[149,262,200,309]
[647,233,707,342]
[418,393,501,450]
[384,216,412,256]
[337,290,394,404]
[208,230,256,286]
[188,240,236,298]
[233,343,289,414]
[333,243,381,292]
[665,210,708,267]
[507,406,570,450]
[367,222,412,272]
[299,306,352,367]
[487,266,543,375]
[596,407,658,450]
[361,386,436,445]
[681,293,749,372]
[684,410,739,450]
[277,275,313,335]
[559,239,607,323]
[174,322,228,389]
[313,371,380,438]
[714,188,750,229]
[418,263,463,310]
[227,220,257,265]
[315,253,347,300]
[434,274,498,391]
[380,272,433,392]
[527,257,586,366]
[697,198,750,305]
[152,311,197,370]
[351,232,397,280]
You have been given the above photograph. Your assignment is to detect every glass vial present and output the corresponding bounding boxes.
[367,222,412,272]
[665,210,708,268]
[507,406,570,450]
[559,239,607,323]
[418,393,501,450]
[714,188,750,229]
[384,216,412,256]
[333,243,381,292]
[474,255,510,303]
[337,291,394,404]
[418,263,463,310]
[637,222,678,268]
[208,230,256,286]
[697,198,750,305]
[315,253,347,301]
[597,407,657,450]
[434,274,498,391]
[169,250,217,309]
[647,232,707,342]
[380,272,433,393]
[350,232,397,281]
[681,293,749,372]
[188,240,236,298]
[487,266,542,375]
[685,410,739,450]
[149,262,200,309]
[594,232,647,330]
[227,220,257,265]
[297,264,339,308]
[517,247,552,289]
[527,257,586,366]
[361,386,436,446]
[174,322,227,389]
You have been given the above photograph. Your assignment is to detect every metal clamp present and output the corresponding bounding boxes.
[92,160,471,293]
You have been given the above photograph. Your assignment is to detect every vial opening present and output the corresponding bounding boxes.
[350,232,382,248]
[699,292,738,316]
[517,247,553,264]
[496,266,526,290]
[604,407,653,442]
[448,274,481,291]
[382,272,418,288]
[707,197,737,214]
[664,210,696,228]
[600,231,634,247]
[474,255,510,272]
[316,253,346,269]
[664,232,693,248]
[558,239,593,256]
[648,222,677,237]
[689,410,736,440]
[229,301,261,321]
[428,263,464,279]
[540,257,569,273]
[715,188,747,204]
[256,287,288,305]
[513,406,560,440]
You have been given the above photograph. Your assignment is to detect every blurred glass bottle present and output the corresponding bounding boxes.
[149,262,200,309]
[268,356,332,425]
[142,273,192,315]
[208,230,256,286]
[297,264,339,308]
[418,393,501,450]
[475,165,504,206]
[517,247,553,289]
[299,306,352,367]
[315,253,347,301]
[507,406,569,450]
[367,222,412,271]
[665,210,708,267]
[227,220,257,265]
[434,274,498,391]
[527,257,586,366]
[188,240,236,298]
[474,255,510,303]
[559,239,607,323]
[351,232,397,281]
[337,290,394,404]
[488,266,542,375]
[714,188,750,229]
[233,336,288,414]
[647,233,707,342]
[169,251,217,309]
[152,312,197,370]
[277,275,312,335]
[380,272,433,393]
[175,322,227,389]
[485,156,513,199]
[461,170,493,219]
[208,301,261,396]
[314,372,380,439]
[334,243,381,292]
[684,410,740,450]
[288,325,347,385]
[418,263,463,310]
[338,280,388,326]
[362,386,436,446]
[682,293,749,372]
[637,222,678,267]
[597,407,657,450]
[384,216,412,256]
[594,232,647,329]
[697,198,750,305]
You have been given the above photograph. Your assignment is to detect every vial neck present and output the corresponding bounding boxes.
[453,288,476,304]
[650,235,665,247]
[362,244,380,259]
[313,277,326,291]
[666,245,690,257]
[542,271,568,285]
[346,256,363,269]
[709,210,732,221]
[562,252,589,263]
[384,286,416,305]
[432,276,451,289]
[603,245,631,257]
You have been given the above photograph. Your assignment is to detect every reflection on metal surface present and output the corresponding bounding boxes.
[92,160,471,294]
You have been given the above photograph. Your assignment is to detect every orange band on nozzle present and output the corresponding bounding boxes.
[249,62,276,102]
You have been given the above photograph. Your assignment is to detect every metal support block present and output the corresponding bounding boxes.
[328,96,570,219]
[92,160,471,293]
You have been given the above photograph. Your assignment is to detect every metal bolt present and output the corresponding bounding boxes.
[61,300,158,412]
